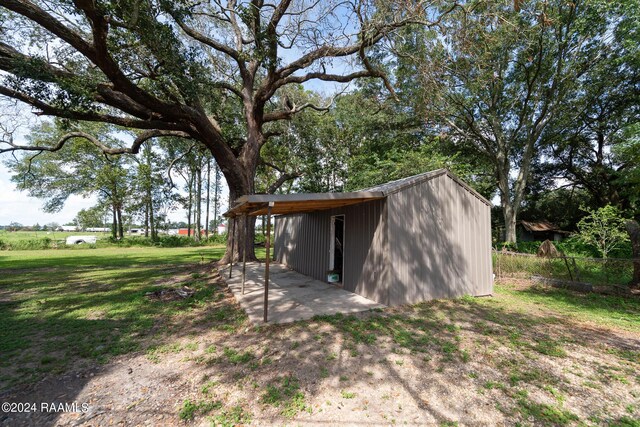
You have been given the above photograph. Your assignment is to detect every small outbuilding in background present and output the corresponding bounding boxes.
[273,169,493,306]
[517,220,570,242]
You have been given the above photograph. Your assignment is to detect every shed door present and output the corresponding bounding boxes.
[329,215,345,284]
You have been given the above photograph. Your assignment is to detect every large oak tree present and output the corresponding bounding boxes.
[412,0,634,242]
[0,0,455,261]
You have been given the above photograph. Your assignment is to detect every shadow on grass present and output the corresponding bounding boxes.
[169,294,639,425]
[2,264,639,426]
[0,261,237,383]
[153,290,639,424]
[0,257,254,426]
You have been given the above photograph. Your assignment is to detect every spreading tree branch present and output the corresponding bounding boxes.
[261,159,301,194]
[263,100,332,123]
[0,130,191,155]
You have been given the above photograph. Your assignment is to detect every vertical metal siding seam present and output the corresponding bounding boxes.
[485,204,490,291]
[470,202,475,292]
[456,178,463,294]
[311,215,316,278]
[303,215,308,275]
[486,205,491,292]
[463,182,469,292]
[469,186,475,293]
[318,214,322,278]
[308,215,313,277]
[475,201,481,292]
[451,177,457,296]
[482,204,487,291]
[467,185,473,293]
[480,204,484,291]
[384,199,389,305]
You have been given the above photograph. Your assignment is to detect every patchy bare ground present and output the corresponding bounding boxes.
[1,270,639,426]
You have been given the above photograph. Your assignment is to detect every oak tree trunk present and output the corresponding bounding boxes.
[498,169,519,244]
[219,183,258,264]
[218,126,261,264]
[213,163,221,235]
[503,204,518,244]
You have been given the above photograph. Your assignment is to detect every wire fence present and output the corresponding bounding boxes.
[493,250,638,291]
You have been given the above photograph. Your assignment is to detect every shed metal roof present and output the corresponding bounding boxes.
[520,220,570,234]
[362,168,491,206]
[224,191,384,217]
[223,168,490,218]
[520,220,558,232]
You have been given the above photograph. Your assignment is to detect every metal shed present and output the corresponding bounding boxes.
[224,168,493,320]
[272,169,492,305]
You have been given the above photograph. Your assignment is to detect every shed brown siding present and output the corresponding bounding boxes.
[274,199,389,304]
[386,173,492,305]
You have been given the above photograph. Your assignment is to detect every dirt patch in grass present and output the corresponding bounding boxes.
[1,264,639,426]
[145,287,196,301]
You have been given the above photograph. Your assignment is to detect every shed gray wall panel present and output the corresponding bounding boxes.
[274,213,330,281]
[387,174,492,305]
[274,199,388,305]
[340,199,388,304]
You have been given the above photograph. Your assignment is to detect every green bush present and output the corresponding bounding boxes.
[156,235,200,247]
[556,237,600,258]
[106,235,207,248]
[575,205,630,259]
[106,236,153,247]
[1,238,55,251]
[207,233,227,244]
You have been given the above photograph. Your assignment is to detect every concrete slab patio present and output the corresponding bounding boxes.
[220,262,385,324]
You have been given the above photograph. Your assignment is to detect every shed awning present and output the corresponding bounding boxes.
[224,191,385,217]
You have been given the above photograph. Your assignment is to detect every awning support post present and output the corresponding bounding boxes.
[241,214,248,295]
[228,216,236,279]
[264,202,273,323]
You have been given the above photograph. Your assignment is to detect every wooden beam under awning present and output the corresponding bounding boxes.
[223,191,385,218]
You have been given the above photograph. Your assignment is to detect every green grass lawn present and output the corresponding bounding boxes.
[1,246,638,426]
[0,245,252,388]
[0,246,227,269]
[495,282,640,333]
